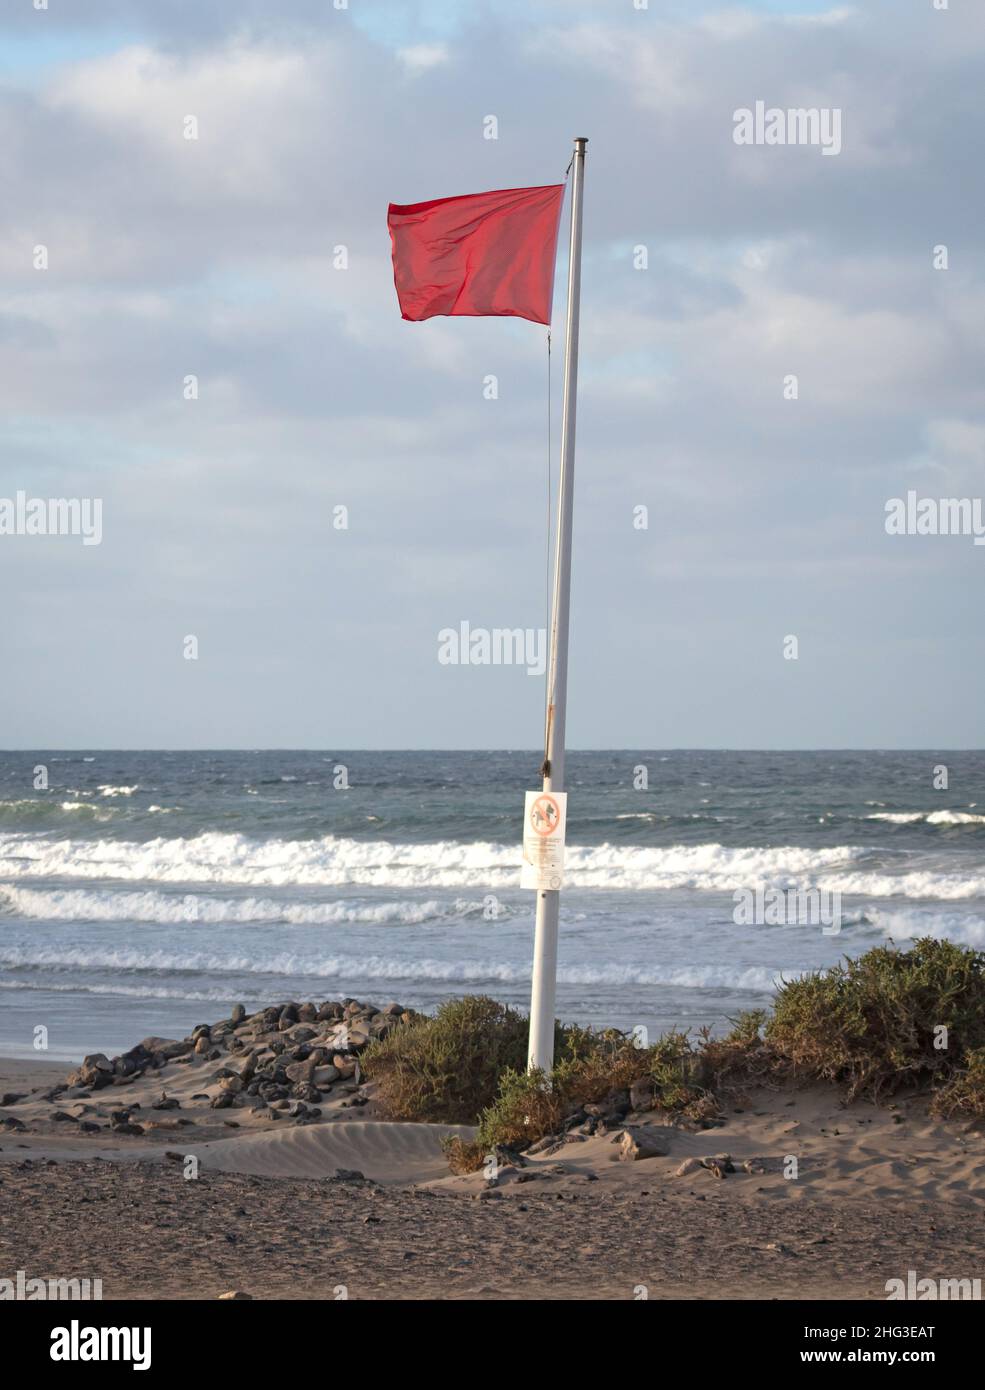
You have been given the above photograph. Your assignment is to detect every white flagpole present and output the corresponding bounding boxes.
[527,136,587,1073]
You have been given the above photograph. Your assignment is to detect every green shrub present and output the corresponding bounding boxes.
[646,1030,711,1112]
[441,1134,491,1175]
[766,938,985,1100]
[371,940,985,1173]
[364,997,652,1129]
[698,1012,778,1093]
[468,1030,723,1161]
[722,1009,770,1045]
[474,1066,567,1153]
[931,1046,985,1119]
[362,995,531,1124]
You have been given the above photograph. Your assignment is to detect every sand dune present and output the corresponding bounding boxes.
[190,1119,476,1183]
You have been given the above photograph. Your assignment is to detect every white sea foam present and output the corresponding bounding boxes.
[821,869,985,900]
[866,810,985,826]
[0,943,786,992]
[0,832,873,893]
[0,979,269,1003]
[0,833,979,902]
[0,885,491,927]
[865,907,985,948]
[0,798,107,818]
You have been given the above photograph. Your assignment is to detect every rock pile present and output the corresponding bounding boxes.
[55,999,419,1121]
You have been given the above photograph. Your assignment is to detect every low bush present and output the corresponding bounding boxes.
[467,1030,726,1165]
[930,1046,985,1120]
[375,940,985,1174]
[361,996,530,1124]
[765,938,985,1101]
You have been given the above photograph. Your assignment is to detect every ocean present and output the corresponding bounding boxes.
[1,749,983,1062]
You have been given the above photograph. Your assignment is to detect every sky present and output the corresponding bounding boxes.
[1,0,983,750]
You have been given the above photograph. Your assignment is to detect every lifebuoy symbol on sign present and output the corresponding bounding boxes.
[529,794,561,837]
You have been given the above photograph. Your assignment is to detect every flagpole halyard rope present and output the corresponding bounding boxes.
[542,326,553,773]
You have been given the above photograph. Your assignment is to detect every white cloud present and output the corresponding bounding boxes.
[397,43,451,74]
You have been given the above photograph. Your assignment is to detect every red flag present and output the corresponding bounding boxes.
[387,184,565,325]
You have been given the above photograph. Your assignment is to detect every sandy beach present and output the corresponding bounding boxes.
[3,1040,983,1301]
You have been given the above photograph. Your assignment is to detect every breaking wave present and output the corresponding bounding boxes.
[863,907,985,949]
[0,945,786,993]
[0,885,493,927]
[866,810,985,826]
[0,831,979,899]
[0,831,868,891]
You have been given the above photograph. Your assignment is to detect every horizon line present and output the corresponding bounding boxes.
[1,746,981,755]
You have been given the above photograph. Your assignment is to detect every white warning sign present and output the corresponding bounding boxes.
[520,790,567,890]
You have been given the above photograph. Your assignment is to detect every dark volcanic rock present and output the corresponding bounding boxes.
[68,1054,114,1089]
[618,1126,670,1160]
[110,1120,145,1137]
[629,1078,657,1112]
